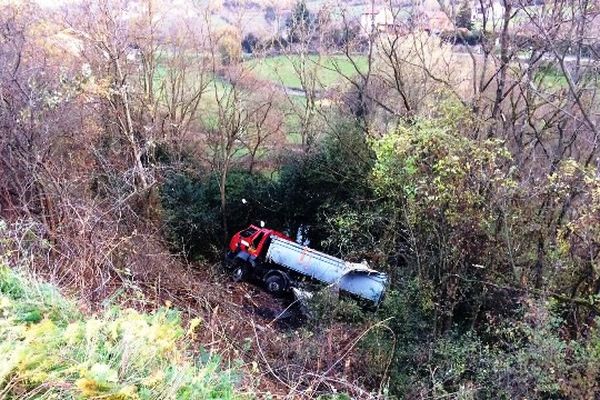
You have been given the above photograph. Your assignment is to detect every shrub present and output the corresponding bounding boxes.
[361,289,600,398]
[371,116,516,331]
[241,33,259,54]
[160,170,275,260]
[273,121,374,250]
[303,287,368,328]
[218,27,242,66]
[160,171,221,259]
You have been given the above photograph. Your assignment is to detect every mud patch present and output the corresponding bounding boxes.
[243,300,307,331]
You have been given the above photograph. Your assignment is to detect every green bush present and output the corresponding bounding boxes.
[160,170,274,260]
[357,287,600,398]
[371,116,516,331]
[303,287,369,328]
[160,117,375,259]
[160,171,221,259]
[273,120,375,251]
[357,279,435,393]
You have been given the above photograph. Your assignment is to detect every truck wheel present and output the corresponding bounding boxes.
[232,262,247,282]
[265,274,287,295]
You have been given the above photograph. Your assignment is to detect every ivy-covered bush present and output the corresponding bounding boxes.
[355,281,600,398]
[273,120,375,252]
[160,172,221,259]
[160,170,274,260]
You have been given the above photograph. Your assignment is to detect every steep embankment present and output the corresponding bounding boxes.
[0,264,243,399]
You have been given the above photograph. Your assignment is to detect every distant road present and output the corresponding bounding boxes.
[453,47,597,66]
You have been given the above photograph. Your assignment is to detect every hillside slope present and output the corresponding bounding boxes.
[0,264,243,400]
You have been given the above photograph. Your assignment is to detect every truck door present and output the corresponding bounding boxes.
[249,232,264,256]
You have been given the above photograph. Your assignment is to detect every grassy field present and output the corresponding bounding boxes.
[246,54,369,90]
[152,55,355,146]
[534,65,569,89]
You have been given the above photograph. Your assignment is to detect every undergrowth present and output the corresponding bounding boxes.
[0,262,244,400]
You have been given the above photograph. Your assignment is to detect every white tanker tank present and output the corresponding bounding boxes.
[265,236,388,306]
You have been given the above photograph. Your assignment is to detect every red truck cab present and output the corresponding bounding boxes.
[228,225,291,259]
[226,225,293,293]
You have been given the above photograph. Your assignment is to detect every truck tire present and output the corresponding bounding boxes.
[265,273,287,295]
[232,260,247,282]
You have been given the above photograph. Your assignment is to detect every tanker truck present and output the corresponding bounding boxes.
[225,225,388,307]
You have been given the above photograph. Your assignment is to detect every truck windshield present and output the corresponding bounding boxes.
[252,232,264,248]
[240,228,257,238]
